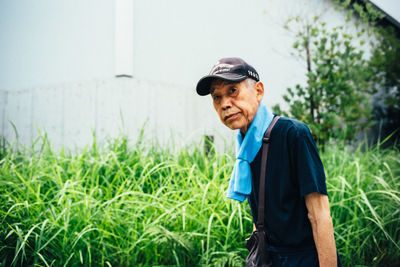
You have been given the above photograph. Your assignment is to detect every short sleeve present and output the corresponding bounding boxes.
[291,123,328,197]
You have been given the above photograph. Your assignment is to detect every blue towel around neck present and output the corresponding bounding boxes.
[226,103,274,202]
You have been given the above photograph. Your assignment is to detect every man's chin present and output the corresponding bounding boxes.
[224,123,243,131]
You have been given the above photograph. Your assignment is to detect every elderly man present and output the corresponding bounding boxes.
[196,57,340,266]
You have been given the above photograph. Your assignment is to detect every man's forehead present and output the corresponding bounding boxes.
[210,79,238,94]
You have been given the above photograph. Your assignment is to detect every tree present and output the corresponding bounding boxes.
[273,17,375,145]
[334,0,400,145]
[369,26,400,145]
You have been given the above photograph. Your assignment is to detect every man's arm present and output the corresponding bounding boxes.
[305,192,337,267]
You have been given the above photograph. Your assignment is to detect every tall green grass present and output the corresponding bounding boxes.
[322,141,400,266]
[0,133,399,266]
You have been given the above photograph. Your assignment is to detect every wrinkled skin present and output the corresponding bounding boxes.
[210,79,264,135]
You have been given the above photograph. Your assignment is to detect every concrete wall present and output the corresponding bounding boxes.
[0,0,362,150]
[0,77,227,149]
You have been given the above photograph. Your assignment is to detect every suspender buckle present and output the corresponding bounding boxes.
[262,137,270,143]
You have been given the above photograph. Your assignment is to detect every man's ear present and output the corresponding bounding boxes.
[254,81,264,103]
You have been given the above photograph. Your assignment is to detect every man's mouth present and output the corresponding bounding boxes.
[224,112,239,121]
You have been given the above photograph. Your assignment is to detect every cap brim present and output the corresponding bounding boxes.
[196,74,247,96]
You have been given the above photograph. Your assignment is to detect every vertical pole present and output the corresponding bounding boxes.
[115,0,133,77]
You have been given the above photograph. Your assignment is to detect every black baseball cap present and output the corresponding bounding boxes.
[196,57,260,96]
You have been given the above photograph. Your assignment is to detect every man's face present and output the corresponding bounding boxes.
[210,79,264,134]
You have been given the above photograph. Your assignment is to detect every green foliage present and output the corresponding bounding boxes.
[333,0,400,146]
[369,26,400,144]
[322,139,400,266]
[1,134,400,266]
[333,0,385,27]
[273,19,375,145]
[0,133,248,267]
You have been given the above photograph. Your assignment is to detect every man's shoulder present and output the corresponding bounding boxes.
[274,116,310,135]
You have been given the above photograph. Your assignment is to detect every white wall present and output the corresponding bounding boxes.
[0,0,362,150]
[0,0,115,90]
[0,77,218,149]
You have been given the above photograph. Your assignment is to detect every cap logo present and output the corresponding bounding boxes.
[210,63,234,75]
[248,70,259,80]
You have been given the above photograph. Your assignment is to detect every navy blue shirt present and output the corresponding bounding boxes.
[248,117,327,248]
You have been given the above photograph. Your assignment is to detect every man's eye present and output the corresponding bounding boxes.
[229,87,237,93]
[213,95,221,101]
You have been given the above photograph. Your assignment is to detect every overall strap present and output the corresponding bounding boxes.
[257,116,280,231]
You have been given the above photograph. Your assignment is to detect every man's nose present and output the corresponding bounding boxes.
[221,96,232,110]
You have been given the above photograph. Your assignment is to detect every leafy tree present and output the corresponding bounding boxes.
[333,0,384,28]
[334,0,400,145]
[369,26,400,145]
[273,17,375,145]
